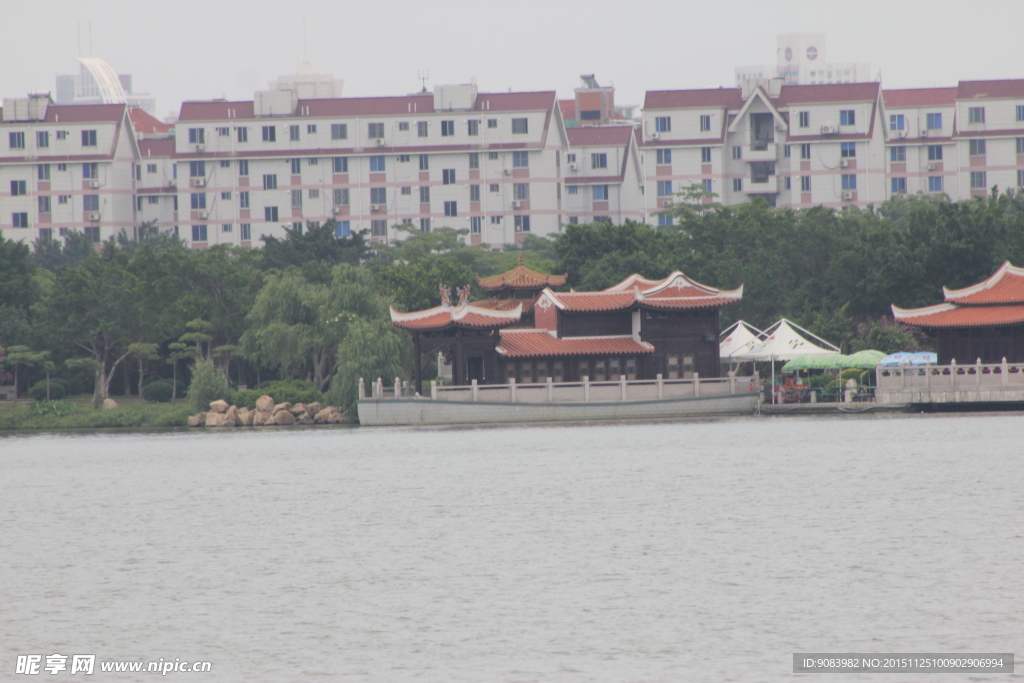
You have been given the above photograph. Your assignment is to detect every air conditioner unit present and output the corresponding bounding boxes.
[926,162,937,171]
[197,210,208,219]
[88,212,100,221]
[502,169,511,176]
[195,144,205,151]
[894,130,907,139]
[842,191,853,200]
[839,159,849,168]
[920,129,929,137]
[375,138,385,146]
[371,204,384,213]
[568,162,578,171]
[89,180,100,189]
[775,123,787,132]
[332,206,343,214]
[511,200,522,209]
[650,132,660,140]
[821,125,835,134]
[193,178,206,187]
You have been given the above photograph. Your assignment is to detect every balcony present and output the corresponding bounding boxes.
[747,176,778,193]
[743,142,777,162]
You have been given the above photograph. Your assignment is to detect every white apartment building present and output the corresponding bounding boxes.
[880,87,958,198]
[641,80,888,219]
[171,84,569,248]
[736,33,871,87]
[953,80,1024,198]
[563,126,644,225]
[0,94,140,244]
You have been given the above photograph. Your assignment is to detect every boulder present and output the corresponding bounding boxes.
[209,399,230,414]
[273,402,293,414]
[271,409,296,425]
[252,409,272,426]
[237,407,253,426]
[224,405,239,424]
[205,412,235,427]
[187,413,205,427]
[289,402,307,415]
[102,397,118,410]
[255,395,275,412]
[313,408,332,424]
[297,412,314,425]
[306,401,321,415]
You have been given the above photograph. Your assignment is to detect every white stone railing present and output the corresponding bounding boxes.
[876,358,1024,391]
[361,373,759,404]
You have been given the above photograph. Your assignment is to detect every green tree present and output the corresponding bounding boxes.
[127,342,160,398]
[260,219,369,278]
[325,318,412,410]
[186,356,230,412]
[2,345,48,402]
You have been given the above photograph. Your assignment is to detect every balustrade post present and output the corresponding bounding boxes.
[728,370,735,395]
[620,376,627,400]
[471,379,478,402]
[376,377,383,399]
[657,373,664,400]
[693,372,700,398]
[583,375,590,403]
[510,378,517,403]
[430,380,437,400]
[977,358,982,386]
[547,376,553,402]
[1002,357,1009,386]
[359,377,366,400]
[394,377,401,398]
[949,359,956,387]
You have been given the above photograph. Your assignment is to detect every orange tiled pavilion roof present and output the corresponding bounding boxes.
[893,262,1024,328]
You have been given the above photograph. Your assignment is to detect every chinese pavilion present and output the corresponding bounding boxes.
[892,261,1024,363]
[391,260,743,391]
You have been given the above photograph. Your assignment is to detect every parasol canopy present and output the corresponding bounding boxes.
[843,349,887,369]
[879,351,937,367]
[781,353,847,372]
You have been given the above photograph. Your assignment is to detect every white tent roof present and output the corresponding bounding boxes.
[719,320,765,359]
[732,319,840,361]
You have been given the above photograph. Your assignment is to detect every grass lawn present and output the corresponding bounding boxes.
[0,395,194,430]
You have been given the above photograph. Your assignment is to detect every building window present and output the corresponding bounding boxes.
[657,214,673,226]
[10,180,27,196]
[419,218,431,232]
[288,125,299,141]
[801,176,811,192]
[703,179,713,193]
[219,160,231,169]
[188,128,205,144]
[12,212,29,228]
[514,215,531,232]
[840,142,856,158]
[488,151,499,161]
[36,163,51,180]
[512,151,529,168]
[400,186,411,195]
[190,225,207,242]
[333,157,348,173]
[468,119,479,136]
[511,118,528,134]
[38,196,51,213]
[330,123,347,140]
[1018,169,1024,188]
[191,193,206,210]
[306,124,317,134]
[839,110,855,126]
[490,216,502,224]
[841,174,857,190]
[800,143,811,160]
[470,216,481,233]
[891,177,907,194]
[732,146,742,160]
[8,131,25,149]
[370,187,387,204]
[889,114,905,131]
[733,178,743,192]
[241,223,251,240]
[926,113,942,130]
[239,191,250,208]
[291,189,302,208]
[57,163,67,171]
[440,120,455,136]
[567,185,578,194]
[262,126,276,142]
[81,130,97,146]
[468,152,479,169]
[591,153,607,169]
[890,146,906,162]
[927,177,943,192]
[221,223,232,233]
[490,183,500,192]
[1017,138,1024,155]
[969,139,987,156]
[783,145,791,158]
[221,191,232,200]
[593,185,608,200]
[701,147,711,163]
[798,111,810,128]
[927,145,943,161]
[37,131,49,148]
[443,169,456,185]
[394,122,408,132]
[444,201,458,217]
[366,220,385,237]
[236,127,248,143]
[189,160,205,177]
[370,156,386,172]
[657,180,672,196]
[656,149,672,164]
[58,195,69,204]
[699,114,711,131]
[83,162,98,179]
[56,131,67,141]
[81,225,99,242]
[968,107,985,124]
[239,160,249,176]
[147,196,158,205]
[655,116,671,132]
[513,183,529,200]
[290,158,301,174]
[784,176,791,190]
[470,184,480,201]
[263,174,277,190]
[334,188,349,206]
[331,220,349,238]
[397,154,410,163]
[368,122,384,139]
[417,154,429,171]
[1016,105,1024,122]
[487,118,498,129]
[970,171,987,189]
[419,186,430,203]
[417,121,428,137]
[264,206,279,222]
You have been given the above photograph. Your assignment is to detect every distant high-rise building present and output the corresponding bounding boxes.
[54,57,156,114]
[735,33,872,86]
[267,60,344,99]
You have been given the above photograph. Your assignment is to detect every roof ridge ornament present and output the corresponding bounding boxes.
[439,283,452,309]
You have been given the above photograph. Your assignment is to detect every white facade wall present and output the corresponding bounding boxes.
[562,130,644,226]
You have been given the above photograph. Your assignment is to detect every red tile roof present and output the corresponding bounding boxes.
[138,138,175,157]
[478,259,566,291]
[548,291,638,312]
[644,88,744,110]
[943,262,1024,304]
[566,126,635,146]
[129,107,174,134]
[957,79,1024,100]
[496,330,654,358]
[775,82,880,105]
[541,271,743,313]
[893,262,1024,327]
[883,87,957,108]
[35,103,126,123]
[390,303,522,331]
[559,99,576,120]
[178,100,255,122]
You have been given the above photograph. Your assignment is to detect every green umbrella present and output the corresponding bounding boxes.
[843,349,886,369]
[781,353,847,372]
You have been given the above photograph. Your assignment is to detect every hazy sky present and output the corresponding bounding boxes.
[3,0,1022,119]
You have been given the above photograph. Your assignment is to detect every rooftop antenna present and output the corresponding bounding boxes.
[302,14,307,60]
[89,21,92,56]
[77,22,81,56]
[417,69,430,94]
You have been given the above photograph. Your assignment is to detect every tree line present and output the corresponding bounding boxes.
[2,190,1023,404]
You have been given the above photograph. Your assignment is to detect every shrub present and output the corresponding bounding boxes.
[27,378,67,402]
[142,379,186,403]
[186,358,230,412]
[228,388,263,410]
[229,380,323,409]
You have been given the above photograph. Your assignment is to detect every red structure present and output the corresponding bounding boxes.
[391,261,742,391]
[893,261,1024,363]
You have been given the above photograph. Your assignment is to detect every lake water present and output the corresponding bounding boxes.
[1,414,1021,682]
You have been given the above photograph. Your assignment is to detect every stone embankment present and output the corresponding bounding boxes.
[187,395,349,428]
